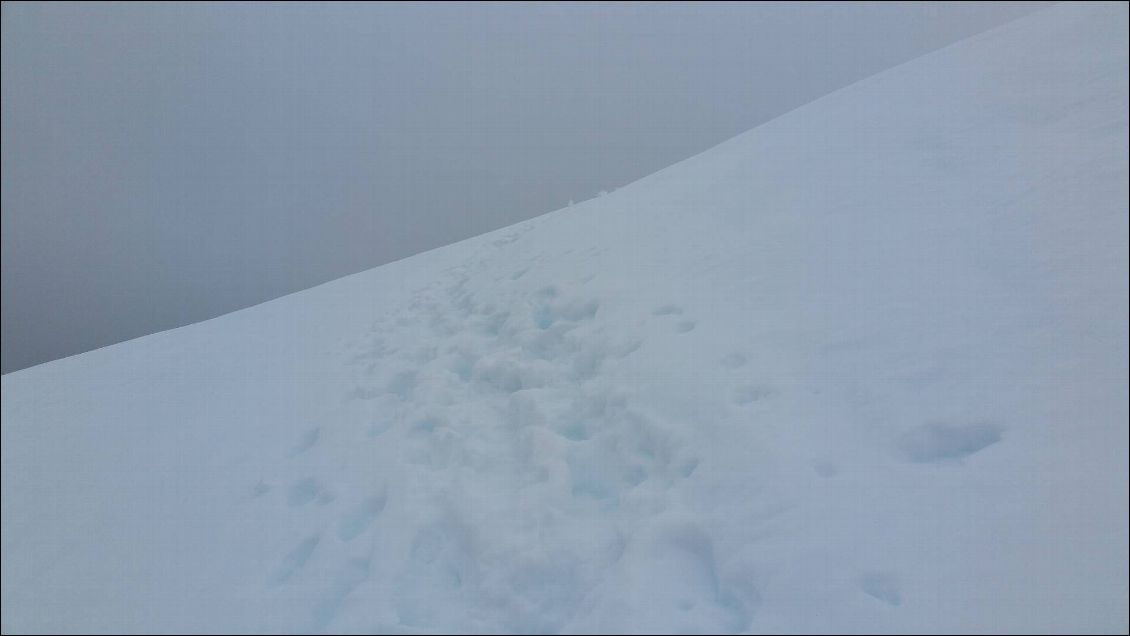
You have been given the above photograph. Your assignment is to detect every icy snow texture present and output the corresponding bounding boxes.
[2,3,1128,633]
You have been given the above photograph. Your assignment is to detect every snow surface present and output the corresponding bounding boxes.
[2,3,1128,633]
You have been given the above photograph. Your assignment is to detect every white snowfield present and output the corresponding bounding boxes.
[2,3,1127,634]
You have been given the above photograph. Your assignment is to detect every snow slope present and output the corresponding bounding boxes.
[2,3,1127,633]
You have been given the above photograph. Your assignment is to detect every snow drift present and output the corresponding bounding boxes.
[2,3,1127,633]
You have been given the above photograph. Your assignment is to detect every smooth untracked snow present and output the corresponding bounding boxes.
[2,3,1127,633]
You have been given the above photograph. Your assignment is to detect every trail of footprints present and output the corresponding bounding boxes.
[253,266,778,631]
[250,234,915,631]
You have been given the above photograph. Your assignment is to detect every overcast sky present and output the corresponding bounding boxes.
[1,1,1049,373]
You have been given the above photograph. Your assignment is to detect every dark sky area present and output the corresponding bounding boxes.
[1,1,1049,373]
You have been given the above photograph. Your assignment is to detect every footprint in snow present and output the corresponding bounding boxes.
[288,477,321,507]
[720,352,747,369]
[734,385,775,405]
[271,534,320,585]
[311,558,371,631]
[860,571,902,607]
[290,427,320,456]
[897,422,1003,463]
[338,493,387,542]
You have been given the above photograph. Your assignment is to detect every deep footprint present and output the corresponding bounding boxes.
[897,422,1003,463]
[311,558,371,631]
[272,535,320,585]
[338,494,388,541]
[291,427,320,456]
[288,478,321,507]
[860,571,902,606]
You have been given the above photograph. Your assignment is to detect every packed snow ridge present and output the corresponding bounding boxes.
[2,3,1127,634]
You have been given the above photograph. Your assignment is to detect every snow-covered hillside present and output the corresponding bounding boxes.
[2,3,1127,633]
